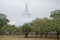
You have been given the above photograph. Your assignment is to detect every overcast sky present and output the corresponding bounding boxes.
[0,0,60,26]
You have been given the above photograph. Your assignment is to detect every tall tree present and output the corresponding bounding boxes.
[21,23,31,38]
[50,10,60,18]
[0,13,9,34]
[50,10,60,39]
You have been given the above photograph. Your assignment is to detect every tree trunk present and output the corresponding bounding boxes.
[25,33,28,38]
[25,31,29,38]
[56,32,59,39]
[35,32,38,38]
[45,32,48,38]
[40,32,43,37]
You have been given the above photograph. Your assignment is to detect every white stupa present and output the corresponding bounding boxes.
[22,3,32,18]
[20,3,33,25]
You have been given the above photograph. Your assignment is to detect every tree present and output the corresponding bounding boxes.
[1,25,10,35]
[21,23,31,38]
[31,18,44,37]
[50,10,60,18]
[50,10,60,39]
[8,25,16,34]
[1,25,17,35]
[32,18,52,37]
[0,13,9,34]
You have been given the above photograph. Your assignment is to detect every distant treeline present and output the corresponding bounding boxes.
[0,10,60,39]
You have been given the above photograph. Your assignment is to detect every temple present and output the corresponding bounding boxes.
[22,3,31,17]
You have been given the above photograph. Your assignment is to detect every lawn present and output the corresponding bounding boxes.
[0,35,59,40]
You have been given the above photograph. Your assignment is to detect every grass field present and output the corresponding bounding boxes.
[0,35,59,40]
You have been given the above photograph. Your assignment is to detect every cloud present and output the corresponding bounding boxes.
[0,0,60,26]
[8,21,16,25]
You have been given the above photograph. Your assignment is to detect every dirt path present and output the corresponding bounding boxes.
[0,35,58,40]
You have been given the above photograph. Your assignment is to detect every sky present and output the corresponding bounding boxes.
[0,0,60,26]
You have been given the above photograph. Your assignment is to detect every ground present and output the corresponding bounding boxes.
[0,35,59,40]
